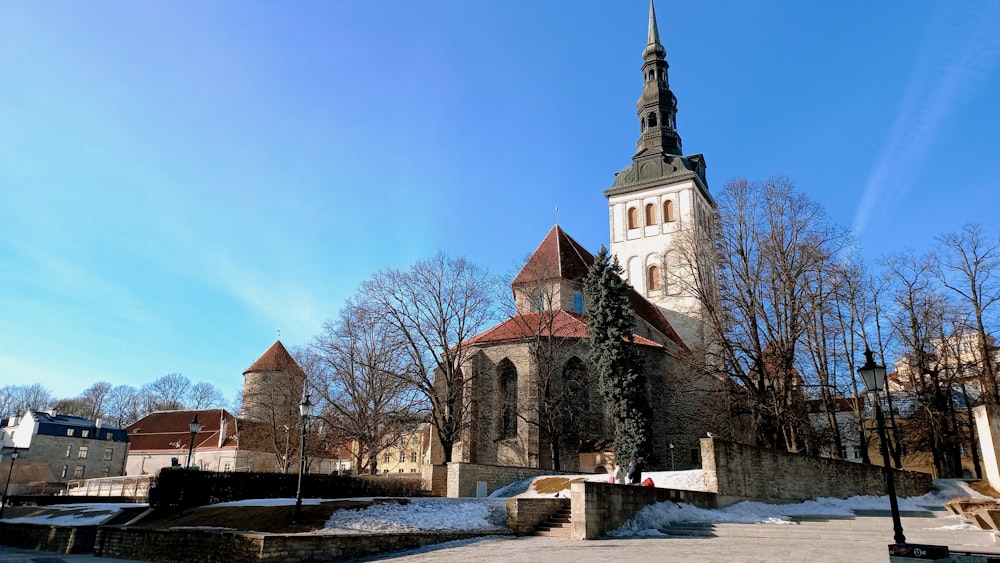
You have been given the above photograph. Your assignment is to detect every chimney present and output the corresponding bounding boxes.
[95,418,102,429]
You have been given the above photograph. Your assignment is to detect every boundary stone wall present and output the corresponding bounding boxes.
[701,437,933,505]
[570,482,717,539]
[0,523,97,553]
[447,462,586,498]
[96,527,511,562]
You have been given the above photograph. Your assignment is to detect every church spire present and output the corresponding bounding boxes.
[636,0,682,156]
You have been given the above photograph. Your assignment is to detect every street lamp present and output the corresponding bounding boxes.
[187,414,202,469]
[858,348,906,546]
[293,394,314,523]
[1,448,19,519]
[669,443,675,471]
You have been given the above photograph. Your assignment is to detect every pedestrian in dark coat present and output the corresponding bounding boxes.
[626,460,641,484]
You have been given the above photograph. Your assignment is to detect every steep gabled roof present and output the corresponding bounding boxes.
[243,340,306,378]
[512,225,594,286]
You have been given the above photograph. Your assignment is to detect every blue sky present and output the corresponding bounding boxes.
[2,1,999,402]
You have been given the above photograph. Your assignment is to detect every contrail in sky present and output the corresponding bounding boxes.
[854,1,1000,238]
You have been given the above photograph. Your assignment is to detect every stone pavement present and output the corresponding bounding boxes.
[3,510,1000,563]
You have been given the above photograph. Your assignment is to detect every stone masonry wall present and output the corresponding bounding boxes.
[505,498,569,535]
[701,437,933,505]
[570,481,717,539]
[447,462,584,498]
[95,527,510,563]
[0,523,97,553]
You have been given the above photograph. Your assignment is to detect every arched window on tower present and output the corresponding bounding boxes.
[497,360,518,439]
[663,200,675,223]
[647,112,658,127]
[640,117,646,131]
[645,203,656,226]
[627,207,639,230]
[647,70,655,82]
[648,265,661,291]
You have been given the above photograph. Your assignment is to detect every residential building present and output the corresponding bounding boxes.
[0,410,129,482]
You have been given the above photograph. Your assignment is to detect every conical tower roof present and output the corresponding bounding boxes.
[243,340,305,378]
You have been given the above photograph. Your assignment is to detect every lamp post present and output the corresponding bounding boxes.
[1,448,19,519]
[293,394,314,524]
[858,348,906,546]
[187,414,202,469]
[669,443,675,471]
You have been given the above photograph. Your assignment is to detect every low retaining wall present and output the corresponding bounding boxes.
[0,523,97,553]
[96,527,511,562]
[570,482,717,539]
[447,462,585,498]
[505,498,568,535]
[701,437,933,505]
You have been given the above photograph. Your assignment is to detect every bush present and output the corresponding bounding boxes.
[149,469,428,509]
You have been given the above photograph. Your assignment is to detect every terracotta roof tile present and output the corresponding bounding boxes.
[512,225,595,286]
[464,310,663,349]
[243,340,306,378]
[126,408,239,452]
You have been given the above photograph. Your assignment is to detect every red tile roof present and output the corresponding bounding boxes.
[465,310,664,349]
[512,225,595,285]
[126,408,239,452]
[243,340,306,378]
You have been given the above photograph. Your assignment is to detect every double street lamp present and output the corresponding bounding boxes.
[858,347,906,546]
[1,448,19,519]
[293,394,314,524]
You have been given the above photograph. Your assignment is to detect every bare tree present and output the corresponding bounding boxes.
[104,385,145,428]
[187,382,228,409]
[359,252,497,463]
[140,373,191,412]
[679,176,849,451]
[936,223,1000,405]
[308,299,423,474]
[4,383,55,415]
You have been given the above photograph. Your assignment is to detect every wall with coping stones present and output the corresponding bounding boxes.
[701,437,933,505]
[569,481,717,539]
[95,527,512,562]
[447,462,587,498]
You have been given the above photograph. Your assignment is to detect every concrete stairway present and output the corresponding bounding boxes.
[659,507,1000,552]
[533,505,573,537]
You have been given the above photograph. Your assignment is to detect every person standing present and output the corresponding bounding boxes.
[626,460,641,484]
[612,463,625,485]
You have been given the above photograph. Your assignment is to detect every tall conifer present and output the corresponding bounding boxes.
[583,246,653,466]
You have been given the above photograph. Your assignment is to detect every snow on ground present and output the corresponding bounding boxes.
[0,503,144,526]
[321,498,508,534]
[0,476,984,538]
[608,479,983,538]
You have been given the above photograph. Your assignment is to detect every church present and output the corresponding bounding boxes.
[440,1,719,473]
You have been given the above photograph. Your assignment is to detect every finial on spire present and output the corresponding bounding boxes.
[643,0,667,60]
[647,0,660,46]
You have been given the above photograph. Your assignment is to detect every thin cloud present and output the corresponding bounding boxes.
[854,1,1000,237]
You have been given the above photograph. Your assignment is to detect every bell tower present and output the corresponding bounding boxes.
[605,0,716,351]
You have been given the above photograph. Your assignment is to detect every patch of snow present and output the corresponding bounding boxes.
[322,498,507,534]
[211,497,325,507]
[0,503,144,526]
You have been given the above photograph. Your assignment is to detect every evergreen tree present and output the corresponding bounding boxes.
[583,245,653,467]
